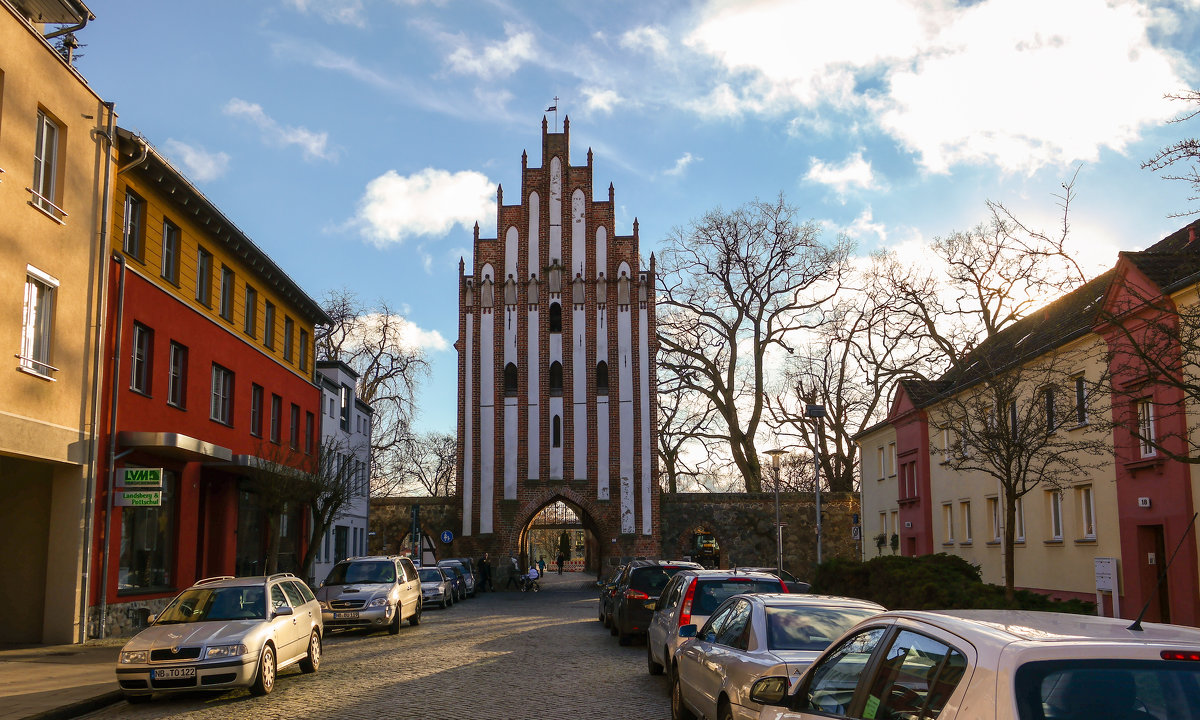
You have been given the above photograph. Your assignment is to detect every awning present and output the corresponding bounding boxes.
[117,431,233,463]
[12,0,93,24]
[211,453,306,480]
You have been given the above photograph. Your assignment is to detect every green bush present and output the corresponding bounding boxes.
[812,553,1094,614]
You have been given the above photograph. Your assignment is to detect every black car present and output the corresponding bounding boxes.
[440,563,467,601]
[610,560,702,645]
[733,566,811,593]
[597,563,626,627]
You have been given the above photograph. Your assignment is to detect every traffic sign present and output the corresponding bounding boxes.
[440,530,454,544]
[851,526,862,540]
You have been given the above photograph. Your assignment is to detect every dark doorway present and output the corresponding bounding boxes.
[1136,524,1170,623]
[335,525,349,563]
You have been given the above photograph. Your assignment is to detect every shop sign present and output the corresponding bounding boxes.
[120,467,163,488]
[116,490,162,507]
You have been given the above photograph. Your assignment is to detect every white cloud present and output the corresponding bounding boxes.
[685,0,1189,174]
[284,0,365,27]
[619,26,670,56]
[806,152,878,193]
[347,312,450,352]
[445,24,538,79]
[161,139,230,183]
[355,167,493,247]
[663,152,698,177]
[224,98,335,161]
[582,87,622,114]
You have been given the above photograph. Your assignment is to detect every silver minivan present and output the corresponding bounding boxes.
[316,556,422,634]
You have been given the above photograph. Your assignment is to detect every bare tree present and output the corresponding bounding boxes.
[376,431,457,497]
[656,371,722,494]
[656,194,851,492]
[317,289,430,491]
[1143,90,1200,217]
[298,435,369,582]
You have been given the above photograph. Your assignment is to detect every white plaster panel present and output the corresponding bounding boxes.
[595,226,607,279]
[640,305,652,536]
[597,398,609,500]
[549,157,562,264]
[528,192,540,278]
[504,397,518,500]
[618,306,634,533]
[480,312,494,534]
[550,397,564,480]
[505,226,518,281]
[463,313,473,536]
[571,189,586,279]
[527,308,540,479]
[573,305,588,481]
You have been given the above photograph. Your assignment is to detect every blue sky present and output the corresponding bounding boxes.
[72,0,1199,433]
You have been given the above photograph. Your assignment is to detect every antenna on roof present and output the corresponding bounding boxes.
[546,96,560,132]
[1127,512,1197,631]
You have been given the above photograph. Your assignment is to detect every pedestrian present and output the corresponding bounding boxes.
[504,553,520,590]
[538,556,547,579]
[556,552,565,575]
[478,552,493,592]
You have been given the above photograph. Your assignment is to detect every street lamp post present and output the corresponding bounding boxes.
[805,404,826,565]
[765,448,789,575]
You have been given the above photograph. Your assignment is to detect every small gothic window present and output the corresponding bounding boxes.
[596,361,609,395]
[552,415,562,448]
[549,361,563,396]
[504,363,518,396]
[549,302,562,333]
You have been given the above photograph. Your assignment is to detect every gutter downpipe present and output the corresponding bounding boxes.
[98,251,126,639]
[42,0,92,40]
[79,100,115,641]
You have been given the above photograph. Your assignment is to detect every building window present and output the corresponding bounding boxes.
[941,427,952,461]
[876,447,885,480]
[123,190,145,260]
[251,383,264,437]
[504,363,518,395]
[130,322,153,395]
[305,412,315,455]
[19,269,57,377]
[942,503,954,543]
[549,361,563,396]
[210,364,233,424]
[290,403,301,450]
[1043,387,1056,433]
[161,220,180,284]
[283,316,294,362]
[1015,496,1026,542]
[596,361,608,395]
[271,394,282,443]
[879,512,888,537]
[987,497,1000,542]
[1048,490,1063,541]
[961,501,972,542]
[1077,485,1096,539]
[299,329,309,372]
[549,302,562,333]
[118,469,175,592]
[552,414,561,448]
[32,110,60,216]
[1074,375,1087,425]
[1008,401,1019,439]
[196,247,213,306]
[888,442,897,476]
[340,385,351,431]
[168,342,187,408]
[1137,399,1156,457]
[244,285,257,338]
[264,302,276,349]
[219,266,235,321]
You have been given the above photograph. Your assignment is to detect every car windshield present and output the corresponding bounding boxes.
[440,564,463,577]
[693,579,783,616]
[156,586,265,623]
[765,606,879,651]
[418,568,444,582]
[325,561,396,585]
[1016,659,1200,720]
[629,566,692,594]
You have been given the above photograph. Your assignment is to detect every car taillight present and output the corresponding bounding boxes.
[679,581,697,626]
[779,579,789,593]
[1163,650,1200,661]
[625,589,649,600]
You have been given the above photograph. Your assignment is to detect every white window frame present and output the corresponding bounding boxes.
[123,191,144,258]
[210,364,233,424]
[168,342,186,408]
[19,267,59,377]
[1074,375,1087,426]
[32,110,61,217]
[942,502,955,543]
[1044,386,1056,433]
[161,220,180,284]
[961,501,972,542]
[1014,496,1025,542]
[1079,485,1096,539]
[130,323,153,394]
[888,442,897,477]
[1137,399,1156,457]
[219,265,235,321]
[987,496,1001,542]
[1048,490,1064,541]
[876,447,885,480]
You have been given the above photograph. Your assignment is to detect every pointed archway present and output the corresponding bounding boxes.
[507,486,612,574]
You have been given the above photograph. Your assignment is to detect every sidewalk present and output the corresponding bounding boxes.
[0,641,122,720]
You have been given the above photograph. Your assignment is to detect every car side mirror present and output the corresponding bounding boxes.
[274,605,294,617]
[678,624,697,638]
[749,677,789,706]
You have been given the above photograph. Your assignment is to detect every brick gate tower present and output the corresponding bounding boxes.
[455,117,661,571]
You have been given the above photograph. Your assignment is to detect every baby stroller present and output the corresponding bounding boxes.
[519,567,541,592]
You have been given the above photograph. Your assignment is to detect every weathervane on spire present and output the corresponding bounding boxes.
[546,96,560,132]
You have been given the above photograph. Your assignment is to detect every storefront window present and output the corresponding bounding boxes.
[118,470,175,593]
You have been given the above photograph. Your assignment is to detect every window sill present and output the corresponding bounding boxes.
[959,540,972,547]
[28,200,66,225]
[16,365,56,381]
[130,388,152,398]
[1123,456,1164,471]
[1044,539,1064,546]
[1074,537,1098,545]
[210,417,233,427]
[1068,421,1090,432]
[167,401,186,412]
[985,540,1001,547]
[942,541,955,547]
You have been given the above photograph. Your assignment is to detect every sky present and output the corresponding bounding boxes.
[68,0,1200,434]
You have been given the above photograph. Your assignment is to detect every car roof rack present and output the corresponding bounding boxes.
[268,572,298,582]
[194,576,236,585]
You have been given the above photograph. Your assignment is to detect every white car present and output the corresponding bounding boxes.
[670,593,884,720]
[750,609,1200,720]
[115,574,322,702]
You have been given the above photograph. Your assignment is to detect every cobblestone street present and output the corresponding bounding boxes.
[81,575,670,720]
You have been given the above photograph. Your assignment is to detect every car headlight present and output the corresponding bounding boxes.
[367,597,388,608]
[204,644,248,659]
[318,600,329,610]
[119,650,148,664]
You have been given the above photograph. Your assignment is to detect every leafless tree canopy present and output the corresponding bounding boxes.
[375,431,457,497]
[656,194,851,493]
[656,369,724,494]
[1143,90,1200,218]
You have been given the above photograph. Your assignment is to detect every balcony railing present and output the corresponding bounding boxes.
[26,187,68,223]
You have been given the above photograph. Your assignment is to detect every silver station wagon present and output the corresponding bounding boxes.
[115,573,322,703]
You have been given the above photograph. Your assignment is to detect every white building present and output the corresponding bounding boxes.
[311,360,373,584]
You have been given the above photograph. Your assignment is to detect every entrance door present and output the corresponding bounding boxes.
[1136,525,1170,623]
[334,525,349,563]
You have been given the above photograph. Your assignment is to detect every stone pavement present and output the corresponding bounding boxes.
[0,641,123,720]
[8,570,672,719]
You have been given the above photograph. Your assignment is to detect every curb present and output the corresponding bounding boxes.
[22,690,122,720]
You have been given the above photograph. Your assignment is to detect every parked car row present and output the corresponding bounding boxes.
[116,554,483,704]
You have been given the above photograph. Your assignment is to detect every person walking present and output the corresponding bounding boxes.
[478,553,493,592]
[538,556,547,579]
[556,552,565,575]
[504,553,521,590]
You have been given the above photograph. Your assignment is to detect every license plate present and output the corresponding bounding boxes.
[153,667,196,679]
[334,611,359,619]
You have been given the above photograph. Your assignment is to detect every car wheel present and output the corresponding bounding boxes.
[409,599,422,626]
[603,609,612,628]
[718,698,734,720]
[300,630,321,673]
[441,595,450,609]
[670,676,695,720]
[124,693,152,704]
[388,604,402,635]
[599,604,606,622]
[250,643,276,696]
[647,642,664,675]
